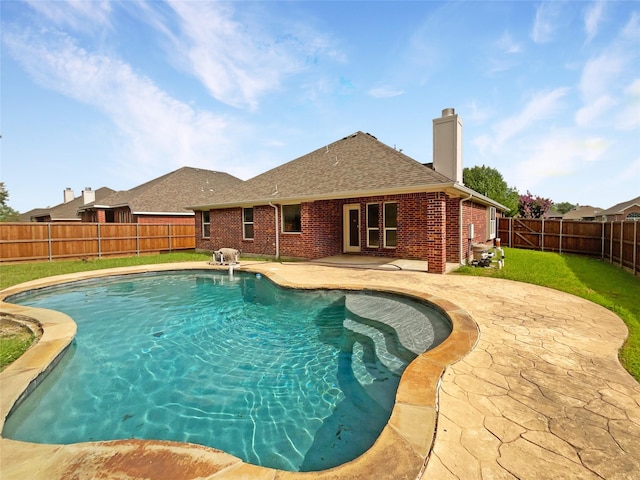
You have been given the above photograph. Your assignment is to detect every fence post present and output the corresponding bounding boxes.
[541,219,545,251]
[97,223,102,259]
[509,217,512,247]
[601,222,605,260]
[620,222,624,267]
[610,221,614,265]
[47,223,52,262]
[634,221,638,275]
[559,219,563,255]
[168,224,172,252]
[136,224,140,256]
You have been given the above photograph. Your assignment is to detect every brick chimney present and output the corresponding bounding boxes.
[432,108,463,184]
[63,187,75,203]
[82,187,95,205]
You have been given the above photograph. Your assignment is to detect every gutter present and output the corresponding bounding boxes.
[269,202,280,260]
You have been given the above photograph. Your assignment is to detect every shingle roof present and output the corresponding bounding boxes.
[563,205,602,220]
[83,167,244,214]
[192,131,455,208]
[598,195,640,216]
[31,187,116,221]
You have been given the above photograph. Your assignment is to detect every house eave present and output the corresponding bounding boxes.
[189,183,509,211]
[132,211,195,216]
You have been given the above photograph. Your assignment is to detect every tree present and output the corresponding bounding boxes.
[553,201,576,214]
[518,191,553,219]
[463,165,519,216]
[0,182,20,222]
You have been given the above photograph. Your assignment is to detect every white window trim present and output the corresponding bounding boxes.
[243,207,254,240]
[366,203,380,248]
[202,211,210,238]
[383,202,397,249]
[488,207,497,240]
[281,204,302,234]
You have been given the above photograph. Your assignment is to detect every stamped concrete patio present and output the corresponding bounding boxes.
[1,261,639,479]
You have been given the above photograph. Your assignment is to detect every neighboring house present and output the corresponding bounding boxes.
[544,210,564,220]
[191,109,507,274]
[562,205,602,221]
[595,195,640,222]
[78,167,244,224]
[24,187,116,222]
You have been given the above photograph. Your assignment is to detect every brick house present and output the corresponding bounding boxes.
[23,187,116,222]
[595,195,640,222]
[78,167,243,224]
[191,109,507,274]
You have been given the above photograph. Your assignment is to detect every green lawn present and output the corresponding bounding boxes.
[456,247,640,381]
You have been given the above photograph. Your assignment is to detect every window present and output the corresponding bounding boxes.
[282,204,302,233]
[488,207,497,239]
[202,211,210,238]
[366,203,379,247]
[243,207,254,239]
[383,202,397,248]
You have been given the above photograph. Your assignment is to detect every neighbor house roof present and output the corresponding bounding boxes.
[598,195,640,217]
[80,167,244,215]
[190,132,507,211]
[29,187,116,221]
[563,205,602,221]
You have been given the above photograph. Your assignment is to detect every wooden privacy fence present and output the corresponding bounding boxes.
[498,218,640,276]
[0,223,196,263]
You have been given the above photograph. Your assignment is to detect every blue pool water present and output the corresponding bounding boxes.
[3,270,451,471]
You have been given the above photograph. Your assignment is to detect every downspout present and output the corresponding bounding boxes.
[269,202,280,260]
[459,193,473,265]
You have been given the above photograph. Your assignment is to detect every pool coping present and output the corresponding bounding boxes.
[0,261,478,480]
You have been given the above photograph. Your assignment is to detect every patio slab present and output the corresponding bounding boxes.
[1,261,638,479]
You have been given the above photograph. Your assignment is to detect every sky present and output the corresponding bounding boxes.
[1,0,639,214]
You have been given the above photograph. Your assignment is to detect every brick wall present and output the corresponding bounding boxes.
[193,192,484,274]
[452,200,492,263]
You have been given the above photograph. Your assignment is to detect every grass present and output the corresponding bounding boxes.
[456,247,640,381]
[0,319,36,371]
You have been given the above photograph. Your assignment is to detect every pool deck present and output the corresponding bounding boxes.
[1,260,639,479]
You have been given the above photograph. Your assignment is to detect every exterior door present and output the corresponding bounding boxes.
[343,204,361,253]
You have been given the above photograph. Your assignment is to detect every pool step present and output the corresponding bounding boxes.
[345,294,445,355]
[343,318,405,374]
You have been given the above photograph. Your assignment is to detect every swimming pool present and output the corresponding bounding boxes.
[3,270,452,472]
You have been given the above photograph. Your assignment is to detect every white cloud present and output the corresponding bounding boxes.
[494,88,570,146]
[584,1,605,43]
[531,2,559,44]
[510,132,609,189]
[367,86,405,99]
[497,32,521,54]
[159,1,343,110]
[575,94,617,127]
[621,12,640,41]
[26,0,112,32]
[579,52,625,100]
[616,78,640,131]
[467,101,491,123]
[3,28,231,180]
